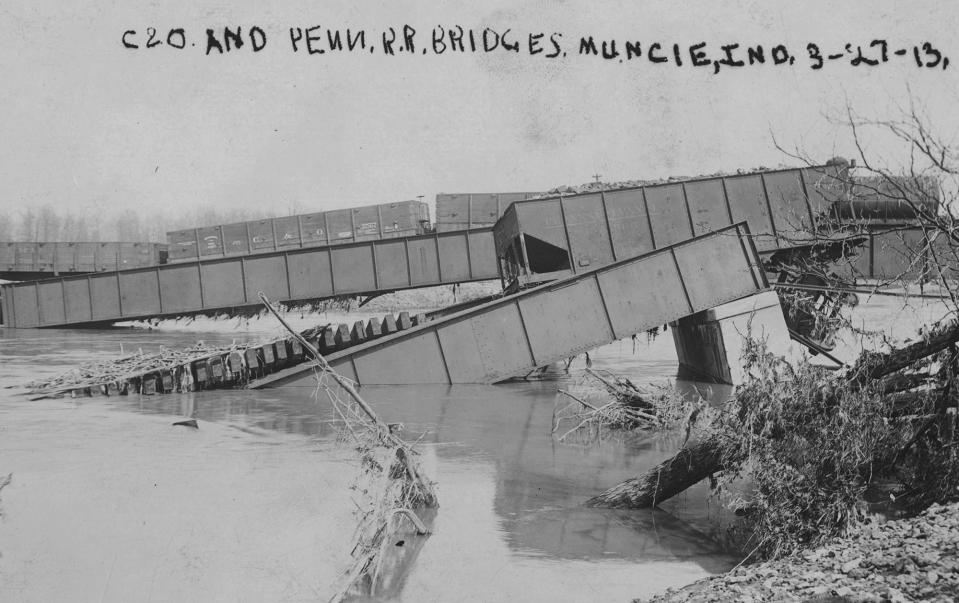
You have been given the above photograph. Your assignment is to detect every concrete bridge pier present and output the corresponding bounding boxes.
[671,290,802,385]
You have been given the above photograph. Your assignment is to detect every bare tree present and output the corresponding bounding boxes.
[111,209,144,241]
[773,98,959,312]
[16,207,37,241]
[37,204,61,241]
[0,214,12,240]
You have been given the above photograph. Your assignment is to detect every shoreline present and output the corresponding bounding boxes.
[639,502,959,603]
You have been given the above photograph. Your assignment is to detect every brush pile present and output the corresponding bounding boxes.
[552,369,678,443]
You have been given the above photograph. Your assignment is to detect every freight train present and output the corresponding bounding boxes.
[165,199,430,262]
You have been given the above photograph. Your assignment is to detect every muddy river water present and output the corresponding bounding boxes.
[0,294,945,602]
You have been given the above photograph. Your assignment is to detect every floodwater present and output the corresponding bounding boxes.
[0,294,945,602]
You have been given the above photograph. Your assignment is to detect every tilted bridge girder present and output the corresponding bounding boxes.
[251,223,767,386]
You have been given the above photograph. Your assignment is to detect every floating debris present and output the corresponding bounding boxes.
[23,340,253,399]
[21,309,429,400]
[256,293,437,602]
[552,369,679,443]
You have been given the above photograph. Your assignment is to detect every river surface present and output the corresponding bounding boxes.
[0,293,946,602]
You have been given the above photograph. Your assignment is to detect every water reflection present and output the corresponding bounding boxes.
[509,507,732,571]
[341,508,439,603]
[84,379,740,575]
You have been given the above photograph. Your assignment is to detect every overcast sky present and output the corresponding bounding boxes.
[1,0,957,221]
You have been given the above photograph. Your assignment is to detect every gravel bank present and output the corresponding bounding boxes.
[639,502,959,603]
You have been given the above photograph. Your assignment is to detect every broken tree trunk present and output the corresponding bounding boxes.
[585,438,733,508]
[852,320,959,383]
[878,371,934,395]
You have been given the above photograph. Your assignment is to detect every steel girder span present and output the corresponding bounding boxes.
[0,229,499,328]
[251,223,767,387]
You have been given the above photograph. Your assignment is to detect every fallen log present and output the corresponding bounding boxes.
[585,438,731,508]
[586,322,959,510]
[877,371,934,395]
[852,320,959,384]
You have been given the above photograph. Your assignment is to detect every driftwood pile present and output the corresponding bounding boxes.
[552,369,675,443]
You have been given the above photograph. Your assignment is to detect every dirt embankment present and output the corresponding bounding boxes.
[640,502,959,603]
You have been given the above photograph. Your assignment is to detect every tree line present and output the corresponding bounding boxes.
[0,205,282,243]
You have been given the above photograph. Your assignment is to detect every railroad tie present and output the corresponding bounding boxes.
[365,317,382,339]
[381,314,398,334]
[351,321,367,344]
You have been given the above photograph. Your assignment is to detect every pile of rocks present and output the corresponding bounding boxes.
[640,502,959,603]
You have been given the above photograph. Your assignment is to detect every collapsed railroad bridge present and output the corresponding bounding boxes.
[1,160,942,389]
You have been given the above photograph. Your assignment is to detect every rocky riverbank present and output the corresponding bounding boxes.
[639,502,959,603]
